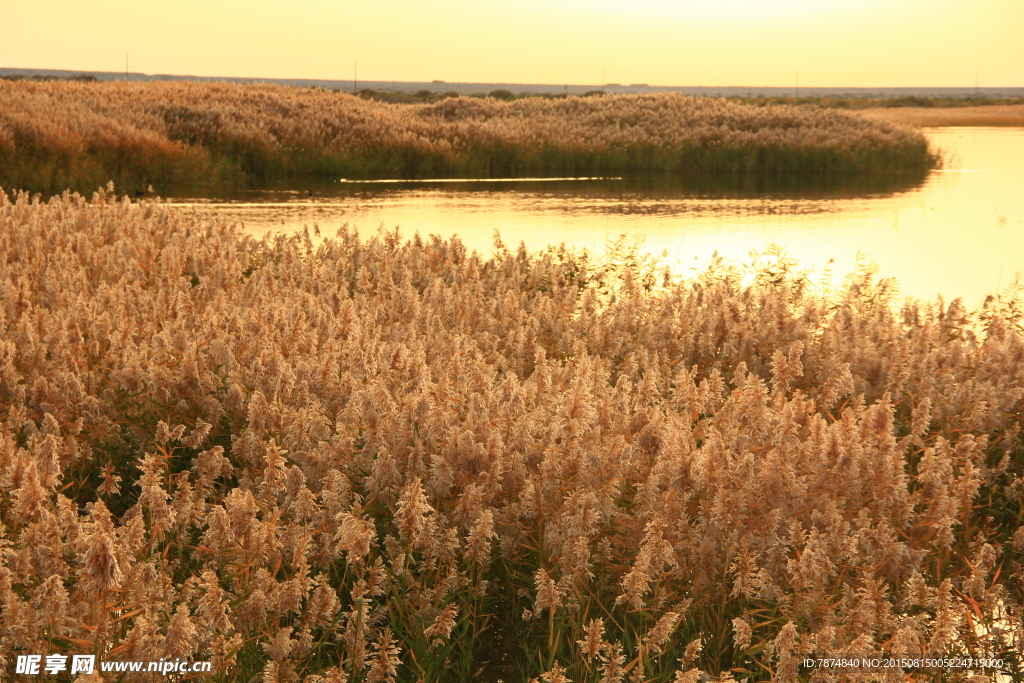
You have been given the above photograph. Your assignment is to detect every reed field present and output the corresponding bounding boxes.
[857,105,1024,128]
[1,186,1022,682]
[0,81,937,194]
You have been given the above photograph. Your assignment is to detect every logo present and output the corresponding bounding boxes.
[14,654,212,676]
[15,655,95,675]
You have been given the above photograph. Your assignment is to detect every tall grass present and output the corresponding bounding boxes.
[0,187,1021,682]
[0,81,937,194]
[858,104,1024,128]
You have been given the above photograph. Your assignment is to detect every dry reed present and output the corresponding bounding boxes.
[857,105,1024,128]
[0,187,1021,682]
[0,80,937,194]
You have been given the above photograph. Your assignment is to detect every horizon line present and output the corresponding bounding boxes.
[3,66,1023,93]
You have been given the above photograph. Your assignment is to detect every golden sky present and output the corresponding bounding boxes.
[3,0,1022,87]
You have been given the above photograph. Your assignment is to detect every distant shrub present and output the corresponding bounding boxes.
[884,95,936,108]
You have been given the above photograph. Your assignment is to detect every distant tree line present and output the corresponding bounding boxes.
[340,86,1024,109]
[1,73,98,82]
[349,88,613,104]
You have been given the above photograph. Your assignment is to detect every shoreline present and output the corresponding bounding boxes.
[857,104,1024,127]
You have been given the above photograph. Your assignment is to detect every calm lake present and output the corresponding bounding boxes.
[166,127,1024,306]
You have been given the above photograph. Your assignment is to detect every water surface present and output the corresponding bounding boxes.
[165,128,1024,305]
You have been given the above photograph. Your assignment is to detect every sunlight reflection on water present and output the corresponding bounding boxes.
[164,128,1024,306]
